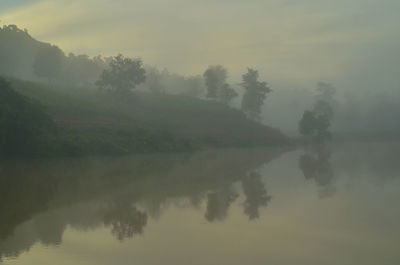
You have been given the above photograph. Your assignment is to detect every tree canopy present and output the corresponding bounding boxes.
[241,68,271,121]
[203,65,227,99]
[203,65,237,104]
[96,54,146,94]
[299,83,335,141]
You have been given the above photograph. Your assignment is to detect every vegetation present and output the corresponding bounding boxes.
[0,78,56,156]
[203,65,237,104]
[0,25,107,85]
[241,68,271,121]
[0,24,290,158]
[33,45,64,81]
[0,77,288,157]
[299,82,335,142]
[203,65,227,99]
[96,54,146,94]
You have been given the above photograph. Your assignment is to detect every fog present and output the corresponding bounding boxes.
[1,0,399,136]
[1,2,400,264]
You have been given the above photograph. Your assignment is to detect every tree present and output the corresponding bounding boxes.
[33,45,64,81]
[203,65,227,99]
[203,65,237,104]
[241,68,271,121]
[217,83,238,105]
[299,110,318,136]
[299,101,334,140]
[62,53,105,86]
[96,54,146,94]
[144,67,165,93]
[298,83,335,141]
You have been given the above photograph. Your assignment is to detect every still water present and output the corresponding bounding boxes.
[1,143,399,265]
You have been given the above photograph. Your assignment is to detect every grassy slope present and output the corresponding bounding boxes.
[10,78,288,154]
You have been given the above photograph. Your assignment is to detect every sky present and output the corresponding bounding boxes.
[1,0,399,89]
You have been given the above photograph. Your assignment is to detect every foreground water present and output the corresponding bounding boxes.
[0,142,399,265]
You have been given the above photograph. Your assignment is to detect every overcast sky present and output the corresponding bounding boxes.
[1,0,399,89]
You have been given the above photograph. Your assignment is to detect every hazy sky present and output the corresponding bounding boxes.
[1,0,399,88]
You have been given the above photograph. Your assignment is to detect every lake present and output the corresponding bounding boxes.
[1,142,399,265]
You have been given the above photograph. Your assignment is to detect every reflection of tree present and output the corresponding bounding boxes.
[242,172,271,220]
[34,212,66,246]
[299,144,335,198]
[0,148,284,260]
[142,198,164,220]
[190,193,205,209]
[103,203,148,242]
[0,165,58,240]
[205,188,238,222]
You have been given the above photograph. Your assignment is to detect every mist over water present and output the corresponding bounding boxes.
[1,1,400,264]
[1,143,399,265]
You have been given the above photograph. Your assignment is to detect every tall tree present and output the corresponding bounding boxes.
[203,65,228,99]
[96,54,146,94]
[241,68,271,121]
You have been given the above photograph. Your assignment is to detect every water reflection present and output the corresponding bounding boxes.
[242,172,271,220]
[1,144,400,264]
[103,202,148,242]
[298,144,335,198]
[205,188,238,222]
[0,148,284,260]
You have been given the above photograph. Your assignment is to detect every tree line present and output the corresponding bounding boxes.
[1,24,337,141]
[95,54,272,121]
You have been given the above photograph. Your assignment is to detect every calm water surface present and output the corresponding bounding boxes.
[1,143,399,265]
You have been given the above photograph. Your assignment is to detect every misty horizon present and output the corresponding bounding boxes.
[1,0,399,90]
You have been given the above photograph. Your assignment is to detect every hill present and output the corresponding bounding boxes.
[0,78,57,156]
[4,77,288,156]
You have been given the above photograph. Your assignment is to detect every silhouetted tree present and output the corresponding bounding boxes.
[63,53,105,86]
[203,65,228,99]
[33,45,64,81]
[96,54,146,94]
[299,82,335,142]
[218,83,238,105]
[241,68,271,121]
[299,110,318,136]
